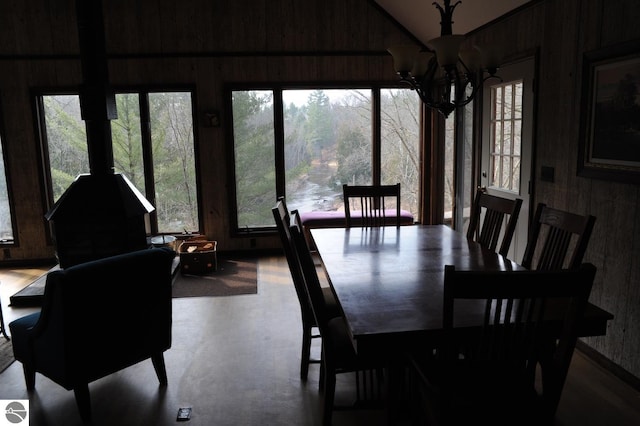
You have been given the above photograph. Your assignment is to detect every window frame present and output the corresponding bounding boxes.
[0,96,18,246]
[34,85,203,238]
[225,82,420,237]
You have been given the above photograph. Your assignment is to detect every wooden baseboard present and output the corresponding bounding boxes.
[577,340,640,392]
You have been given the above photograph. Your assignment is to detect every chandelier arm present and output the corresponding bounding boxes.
[412,62,440,104]
[397,75,435,109]
[453,68,474,105]
[415,91,441,110]
[415,83,440,109]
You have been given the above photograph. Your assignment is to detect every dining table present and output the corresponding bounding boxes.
[310,224,614,358]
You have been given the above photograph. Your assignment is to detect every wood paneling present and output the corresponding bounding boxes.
[466,0,640,381]
[0,0,409,260]
[0,0,78,55]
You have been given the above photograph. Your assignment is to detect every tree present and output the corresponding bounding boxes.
[336,126,370,185]
[232,91,276,227]
[284,102,311,181]
[149,92,198,231]
[111,93,143,190]
[304,90,334,160]
[44,95,89,200]
[380,89,420,214]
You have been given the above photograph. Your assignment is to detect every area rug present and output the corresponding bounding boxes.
[172,257,258,298]
[0,337,14,374]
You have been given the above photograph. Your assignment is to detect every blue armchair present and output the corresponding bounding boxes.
[9,247,175,423]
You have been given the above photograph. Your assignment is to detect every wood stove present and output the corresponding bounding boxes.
[45,173,154,269]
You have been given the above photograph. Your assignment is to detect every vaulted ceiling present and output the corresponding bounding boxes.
[375,0,532,44]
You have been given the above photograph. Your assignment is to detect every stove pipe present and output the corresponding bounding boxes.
[76,0,117,175]
[45,0,154,268]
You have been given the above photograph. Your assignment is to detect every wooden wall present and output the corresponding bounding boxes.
[466,0,640,382]
[0,0,412,261]
[1,0,639,383]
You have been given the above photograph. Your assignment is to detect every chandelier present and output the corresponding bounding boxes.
[387,0,502,118]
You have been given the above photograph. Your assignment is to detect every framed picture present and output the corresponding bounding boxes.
[578,40,640,184]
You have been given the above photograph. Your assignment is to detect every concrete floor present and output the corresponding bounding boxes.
[1,256,639,425]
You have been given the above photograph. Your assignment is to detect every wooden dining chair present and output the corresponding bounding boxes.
[409,263,597,426]
[343,183,401,227]
[521,203,596,270]
[272,197,339,381]
[289,211,385,426]
[467,187,523,257]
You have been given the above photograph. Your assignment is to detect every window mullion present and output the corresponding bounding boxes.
[510,85,516,190]
[372,88,381,187]
[273,90,286,198]
[138,92,158,235]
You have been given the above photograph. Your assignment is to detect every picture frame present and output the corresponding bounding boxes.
[578,40,640,184]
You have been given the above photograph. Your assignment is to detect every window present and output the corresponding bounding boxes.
[39,90,199,235]
[380,89,421,213]
[489,81,522,192]
[0,113,15,244]
[113,91,199,233]
[443,86,474,230]
[231,90,276,229]
[283,89,372,212]
[444,110,455,225]
[230,86,420,233]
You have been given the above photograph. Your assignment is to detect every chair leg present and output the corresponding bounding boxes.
[22,364,36,390]
[151,353,168,386]
[301,323,312,380]
[322,367,336,426]
[319,345,325,391]
[73,384,92,424]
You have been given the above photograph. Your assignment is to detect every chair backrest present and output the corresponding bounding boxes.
[521,203,596,270]
[441,263,596,420]
[466,187,523,257]
[289,210,333,329]
[271,198,315,326]
[342,183,401,227]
